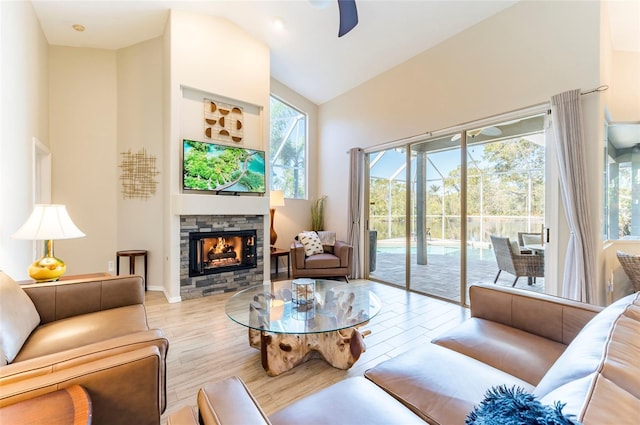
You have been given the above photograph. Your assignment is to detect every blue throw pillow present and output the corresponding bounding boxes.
[466,385,581,425]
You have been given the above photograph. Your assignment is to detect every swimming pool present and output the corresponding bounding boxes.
[377,244,495,261]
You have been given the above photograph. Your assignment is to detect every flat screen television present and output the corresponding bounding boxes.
[183,139,266,194]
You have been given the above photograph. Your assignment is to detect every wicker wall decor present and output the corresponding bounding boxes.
[203,98,244,143]
[119,148,160,199]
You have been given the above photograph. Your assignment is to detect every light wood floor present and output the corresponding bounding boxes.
[145,279,470,423]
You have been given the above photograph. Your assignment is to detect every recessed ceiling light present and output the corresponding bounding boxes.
[72,24,85,32]
[272,18,285,31]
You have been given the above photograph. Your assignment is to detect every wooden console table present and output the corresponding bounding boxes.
[0,385,92,425]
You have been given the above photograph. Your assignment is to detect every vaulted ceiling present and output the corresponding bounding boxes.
[32,1,639,105]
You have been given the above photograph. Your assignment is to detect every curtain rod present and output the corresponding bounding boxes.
[581,85,609,95]
[350,86,608,154]
[360,102,549,154]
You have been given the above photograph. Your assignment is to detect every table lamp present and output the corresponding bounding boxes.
[269,190,285,248]
[12,204,85,282]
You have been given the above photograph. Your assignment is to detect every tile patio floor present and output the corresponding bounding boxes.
[369,240,544,303]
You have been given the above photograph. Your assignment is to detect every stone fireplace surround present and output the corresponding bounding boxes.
[180,214,264,300]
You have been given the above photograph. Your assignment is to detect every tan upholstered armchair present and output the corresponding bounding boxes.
[290,238,353,282]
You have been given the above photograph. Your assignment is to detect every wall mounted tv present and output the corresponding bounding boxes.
[183,139,266,195]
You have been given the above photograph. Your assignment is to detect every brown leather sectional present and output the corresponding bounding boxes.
[0,274,168,425]
[168,283,640,424]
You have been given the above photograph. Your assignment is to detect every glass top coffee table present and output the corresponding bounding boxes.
[226,279,381,376]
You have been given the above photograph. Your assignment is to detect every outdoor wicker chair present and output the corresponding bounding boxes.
[616,251,640,292]
[490,235,544,287]
[517,231,543,254]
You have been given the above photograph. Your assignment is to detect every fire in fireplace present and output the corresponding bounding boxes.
[189,230,257,277]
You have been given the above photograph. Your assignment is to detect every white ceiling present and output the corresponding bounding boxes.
[31,0,640,105]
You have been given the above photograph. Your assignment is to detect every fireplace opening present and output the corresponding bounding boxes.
[189,230,257,277]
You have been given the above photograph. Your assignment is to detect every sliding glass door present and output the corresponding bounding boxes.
[410,137,462,300]
[464,115,546,300]
[365,113,547,304]
[367,147,407,289]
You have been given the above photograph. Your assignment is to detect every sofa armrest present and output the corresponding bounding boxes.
[0,329,168,413]
[0,346,164,425]
[333,241,353,268]
[290,242,306,270]
[0,330,168,382]
[167,406,199,425]
[197,376,272,425]
[469,284,602,344]
[22,275,144,324]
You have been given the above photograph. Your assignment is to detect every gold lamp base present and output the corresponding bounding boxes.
[28,240,66,282]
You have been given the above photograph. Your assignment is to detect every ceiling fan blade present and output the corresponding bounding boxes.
[338,0,358,37]
[480,126,502,136]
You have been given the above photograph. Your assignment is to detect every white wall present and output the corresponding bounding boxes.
[116,37,164,290]
[597,2,640,304]
[318,1,605,300]
[609,51,640,121]
[269,78,319,250]
[0,1,49,279]
[49,46,118,275]
[164,11,271,300]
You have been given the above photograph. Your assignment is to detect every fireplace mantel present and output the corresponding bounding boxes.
[172,193,269,216]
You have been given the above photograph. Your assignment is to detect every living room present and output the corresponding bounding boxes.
[2,0,639,299]
[1,0,639,423]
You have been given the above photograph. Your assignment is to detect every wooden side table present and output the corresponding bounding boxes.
[0,385,92,425]
[271,248,290,279]
[116,250,148,290]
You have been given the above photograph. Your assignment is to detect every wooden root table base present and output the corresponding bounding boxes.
[248,326,368,376]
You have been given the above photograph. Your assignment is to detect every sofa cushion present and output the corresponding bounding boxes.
[297,231,324,256]
[270,377,425,425]
[432,317,567,385]
[304,253,340,269]
[536,294,640,424]
[14,304,149,362]
[365,343,535,425]
[0,272,41,364]
[534,292,640,399]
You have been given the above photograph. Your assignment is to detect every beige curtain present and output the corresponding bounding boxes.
[550,89,596,303]
[347,148,364,279]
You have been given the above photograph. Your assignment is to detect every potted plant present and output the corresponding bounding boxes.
[311,196,327,231]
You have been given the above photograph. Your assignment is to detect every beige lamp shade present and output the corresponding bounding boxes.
[12,204,85,240]
[12,204,85,282]
[270,190,285,207]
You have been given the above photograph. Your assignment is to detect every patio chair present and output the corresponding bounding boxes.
[490,235,544,287]
[616,251,640,292]
[517,231,543,254]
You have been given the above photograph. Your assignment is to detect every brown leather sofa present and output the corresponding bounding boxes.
[0,273,168,425]
[290,240,352,281]
[167,283,640,424]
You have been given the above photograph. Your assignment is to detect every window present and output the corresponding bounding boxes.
[270,96,307,199]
